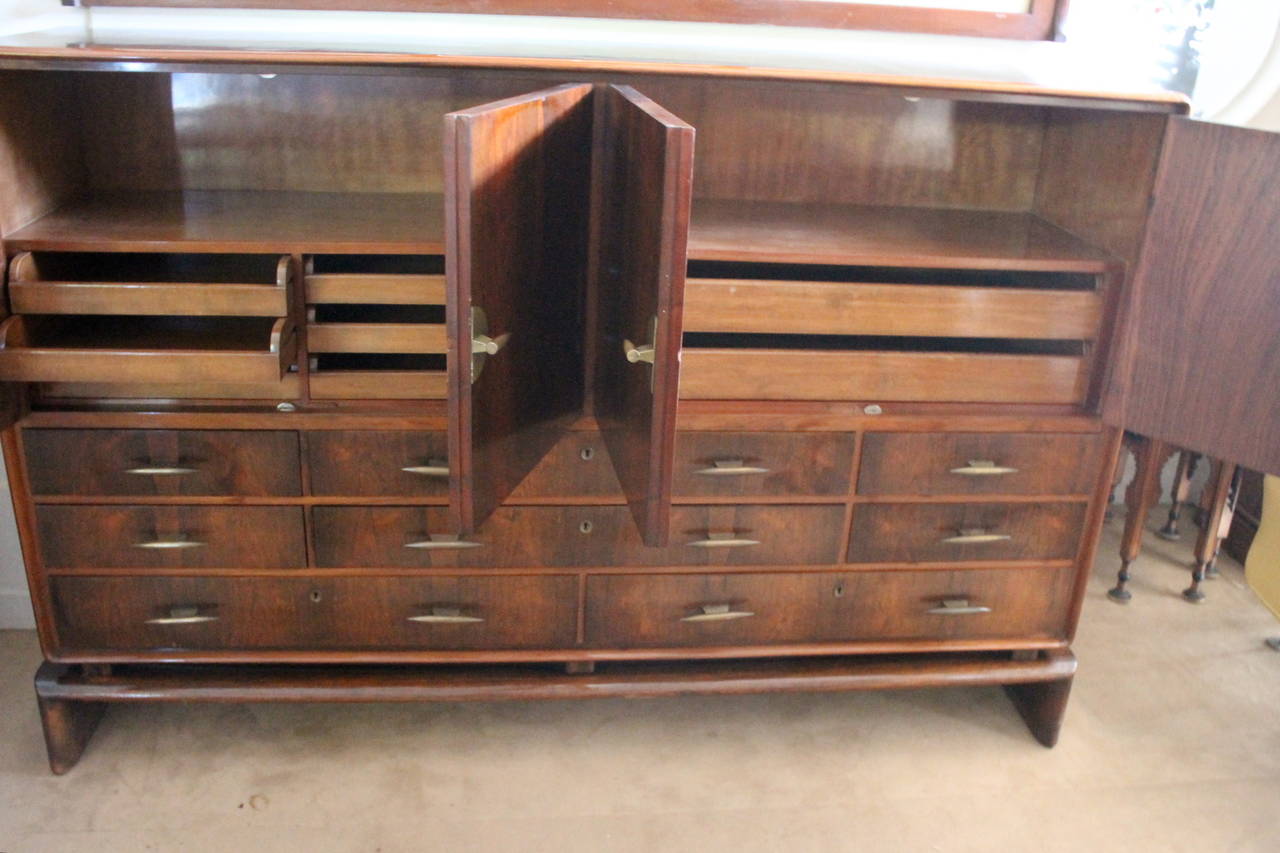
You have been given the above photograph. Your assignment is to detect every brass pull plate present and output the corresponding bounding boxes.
[926,598,993,616]
[681,603,755,622]
[133,535,206,550]
[407,606,484,624]
[125,466,198,476]
[687,531,761,548]
[950,460,1019,476]
[941,528,1012,545]
[694,459,771,476]
[401,458,449,477]
[470,306,509,384]
[146,605,218,625]
[404,533,482,550]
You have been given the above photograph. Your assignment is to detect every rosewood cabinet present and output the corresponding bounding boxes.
[0,40,1276,774]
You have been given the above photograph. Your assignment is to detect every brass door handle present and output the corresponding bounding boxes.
[941,528,1012,545]
[404,533,482,550]
[681,603,755,622]
[693,459,770,476]
[470,306,509,383]
[407,606,484,624]
[687,532,761,548]
[133,535,206,550]
[146,605,218,625]
[125,466,198,476]
[624,340,655,364]
[950,460,1019,476]
[926,598,993,616]
[401,458,449,477]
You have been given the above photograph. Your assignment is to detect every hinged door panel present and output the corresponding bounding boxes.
[445,83,594,532]
[1104,118,1280,475]
[591,85,695,546]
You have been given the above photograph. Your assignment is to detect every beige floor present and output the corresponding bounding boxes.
[1,514,1278,853]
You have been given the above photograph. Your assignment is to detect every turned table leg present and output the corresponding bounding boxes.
[1157,451,1199,540]
[1184,461,1238,603]
[1109,436,1168,603]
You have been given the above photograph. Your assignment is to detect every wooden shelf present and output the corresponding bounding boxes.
[689,200,1114,272]
[4,191,445,255]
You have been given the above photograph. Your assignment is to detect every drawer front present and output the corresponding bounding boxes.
[23,429,302,496]
[585,567,1073,648]
[306,431,449,496]
[857,432,1104,496]
[507,432,622,499]
[36,506,307,569]
[313,504,845,568]
[672,432,853,497]
[848,502,1086,564]
[50,574,576,653]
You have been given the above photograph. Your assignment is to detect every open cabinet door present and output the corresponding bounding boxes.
[592,85,695,546]
[445,83,594,532]
[1103,118,1280,475]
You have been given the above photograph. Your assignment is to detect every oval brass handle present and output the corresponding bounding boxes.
[401,458,449,477]
[940,528,1012,545]
[926,598,993,616]
[404,534,482,550]
[125,466,199,476]
[950,460,1019,476]
[145,605,218,625]
[694,459,771,476]
[407,606,484,624]
[133,535,206,550]
[687,532,761,548]
[680,603,755,623]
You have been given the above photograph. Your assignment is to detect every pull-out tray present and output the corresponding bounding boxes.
[0,315,296,384]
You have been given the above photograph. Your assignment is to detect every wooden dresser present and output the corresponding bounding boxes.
[1,40,1278,774]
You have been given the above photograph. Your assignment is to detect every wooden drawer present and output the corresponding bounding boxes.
[306,323,446,354]
[584,567,1074,648]
[36,505,306,569]
[848,502,1086,564]
[857,432,1104,496]
[23,429,302,496]
[0,315,296,384]
[50,574,576,653]
[672,432,853,497]
[313,504,845,568]
[306,431,449,497]
[507,431,622,499]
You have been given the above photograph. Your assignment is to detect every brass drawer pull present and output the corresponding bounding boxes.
[687,531,761,548]
[407,606,484,624]
[125,466,198,476]
[926,598,993,616]
[133,535,206,550]
[694,459,771,476]
[401,458,449,477]
[404,533,482,550]
[950,459,1019,476]
[941,528,1012,545]
[146,605,218,625]
[680,603,755,623]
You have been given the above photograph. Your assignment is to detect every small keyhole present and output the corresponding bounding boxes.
[580,446,594,461]
[309,590,322,604]
[833,583,845,598]
[579,520,593,534]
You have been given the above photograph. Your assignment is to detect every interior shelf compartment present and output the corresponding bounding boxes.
[7,252,292,317]
[687,200,1115,272]
[307,354,446,400]
[685,260,1102,341]
[3,191,445,255]
[305,255,446,305]
[0,315,296,384]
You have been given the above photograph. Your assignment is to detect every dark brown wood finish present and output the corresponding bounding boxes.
[445,83,594,533]
[848,502,1086,563]
[36,505,307,569]
[23,429,302,496]
[592,84,695,546]
[306,430,448,496]
[857,432,1103,496]
[671,432,854,498]
[37,694,106,775]
[585,566,1074,648]
[1104,119,1280,476]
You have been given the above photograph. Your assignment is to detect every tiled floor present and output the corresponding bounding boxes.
[1,514,1278,852]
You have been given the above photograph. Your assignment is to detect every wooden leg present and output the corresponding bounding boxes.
[1109,436,1168,603]
[1157,451,1198,540]
[1004,674,1073,748]
[36,694,106,775]
[1185,460,1237,603]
